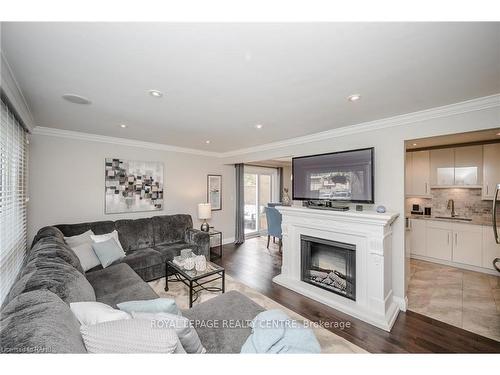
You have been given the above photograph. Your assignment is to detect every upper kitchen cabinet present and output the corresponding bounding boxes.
[430,148,454,186]
[430,145,483,188]
[406,150,430,197]
[482,143,500,200]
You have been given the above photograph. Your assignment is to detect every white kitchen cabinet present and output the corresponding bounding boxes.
[426,221,452,261]
[410,219,427,256]
[430,148,455,187]
[482,224,500,270]
[482,143,500,199]
[453,145,482,186]
[406,151,430,197]
[452,223,482,267]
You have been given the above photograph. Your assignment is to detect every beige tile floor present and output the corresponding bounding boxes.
[408,259,500,342]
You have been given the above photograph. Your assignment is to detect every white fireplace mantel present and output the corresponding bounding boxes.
[273,206,400,331]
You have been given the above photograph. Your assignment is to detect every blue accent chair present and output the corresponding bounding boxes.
[265,205,282,252]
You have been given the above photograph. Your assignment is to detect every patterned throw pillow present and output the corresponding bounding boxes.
[80,319,180,353]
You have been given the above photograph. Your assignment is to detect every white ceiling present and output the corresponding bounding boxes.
[2,22,500,152]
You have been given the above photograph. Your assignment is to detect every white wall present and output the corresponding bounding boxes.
[282,165,292,198]
[221,104,500,306]
[28,134,235,244]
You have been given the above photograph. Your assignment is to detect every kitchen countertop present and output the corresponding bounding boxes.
[407,214,493,226]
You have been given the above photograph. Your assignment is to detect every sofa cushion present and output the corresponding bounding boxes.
[85,263,158,308]
[154,242,196,261]
[0,290,87,353]
[152,214,193,245]
[114,248,163,271]
[6,257,96,305]
[115,218,154,252]
[182,291,265,353]
[56,220,116,237]
[27,236,85,274]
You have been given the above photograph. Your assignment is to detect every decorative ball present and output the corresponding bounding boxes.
[376,205,386,213]
[195,255,207,272]
[184,257,195,270]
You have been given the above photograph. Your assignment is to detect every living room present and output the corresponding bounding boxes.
[1,1,499,373]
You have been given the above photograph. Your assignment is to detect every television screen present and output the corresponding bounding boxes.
[292,148,374,203]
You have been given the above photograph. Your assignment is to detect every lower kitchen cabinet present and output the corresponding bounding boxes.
[426,221,452,261]
[451,223,482,267]
[408,218,495,274]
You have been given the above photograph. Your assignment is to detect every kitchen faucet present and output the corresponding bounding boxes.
[447,199,457,217]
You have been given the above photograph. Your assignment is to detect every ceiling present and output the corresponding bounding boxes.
[406,128,500,150]
[2,22,500,152]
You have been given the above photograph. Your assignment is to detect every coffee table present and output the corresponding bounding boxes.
[165,259,225,308]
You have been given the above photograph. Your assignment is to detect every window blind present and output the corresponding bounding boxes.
[0,98,28,305]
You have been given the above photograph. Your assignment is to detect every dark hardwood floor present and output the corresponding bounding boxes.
[212,237,500,353]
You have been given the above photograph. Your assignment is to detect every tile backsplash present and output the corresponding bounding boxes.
[406,188,492,220]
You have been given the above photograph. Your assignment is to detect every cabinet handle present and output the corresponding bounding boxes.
[486,185,489,195]
[425,182,428,194]
[455,233,458,246]
[447,233,450,245]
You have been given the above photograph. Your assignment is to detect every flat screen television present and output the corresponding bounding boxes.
[292,147,374,203]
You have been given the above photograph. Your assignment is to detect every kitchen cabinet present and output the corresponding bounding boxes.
[408,219,495,273]
[482,224,500,270]
[430,146,483,187]
[406,151,430,197]
[426,221,452,261]
[482,143,500,199]
[430,148,454,186]
[409,219,426,256]
[451,223,482,267]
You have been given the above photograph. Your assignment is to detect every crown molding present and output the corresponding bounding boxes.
[32,127,222,157]
[220,94,500,158]
[32,94,499,159]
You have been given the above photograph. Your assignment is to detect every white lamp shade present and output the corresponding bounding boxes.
[198,203,212,219]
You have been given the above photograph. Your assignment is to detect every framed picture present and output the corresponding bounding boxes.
[105,158,164,214]
[207,174,222,211]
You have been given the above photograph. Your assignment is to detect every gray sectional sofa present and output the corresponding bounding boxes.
[0,214,265,353]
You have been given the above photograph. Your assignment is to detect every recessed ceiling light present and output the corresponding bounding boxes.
[347,94,361,102]
[119,124,127,128]
[148,89,163,98]
[412,143,417,146]
[62,94,92,105]
[205,140,211,144]
[255,124,263,129]
[496,132,500,136]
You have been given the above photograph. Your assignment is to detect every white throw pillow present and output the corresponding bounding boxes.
[71,242,101,271]
[80,319,180,353]
[70,301,130,326]
[91,230,125,252]
[64,230,95,248]
[132,312,206,353]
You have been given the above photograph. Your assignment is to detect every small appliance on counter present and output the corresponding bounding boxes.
[411,204,423,215]
[424,207,432,216]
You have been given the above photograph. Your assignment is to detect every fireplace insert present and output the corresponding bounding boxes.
[300,235,356,301]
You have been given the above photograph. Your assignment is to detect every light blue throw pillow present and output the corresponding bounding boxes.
[91,238,126,268]
[117,298,180,316]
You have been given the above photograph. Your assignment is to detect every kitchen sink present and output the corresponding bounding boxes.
[435,216,472,222]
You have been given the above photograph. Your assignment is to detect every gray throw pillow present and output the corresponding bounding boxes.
[72,242,101,271]
[132,312,206,354]
[117,298,180,315]
[64,230,94,248]
[91,238,126,268]
[0,290,87,353]
[80,319,180,353]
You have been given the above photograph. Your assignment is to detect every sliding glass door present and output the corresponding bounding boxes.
[244,166,278,237]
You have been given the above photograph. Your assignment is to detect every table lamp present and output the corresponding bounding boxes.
[198,203,212,232]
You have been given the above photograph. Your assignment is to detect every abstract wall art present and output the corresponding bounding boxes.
[105,158,164,214]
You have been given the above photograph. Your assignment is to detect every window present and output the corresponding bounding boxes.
[0,98,29,304]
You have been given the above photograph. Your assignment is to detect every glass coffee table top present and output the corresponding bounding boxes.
[167,259,224,281]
